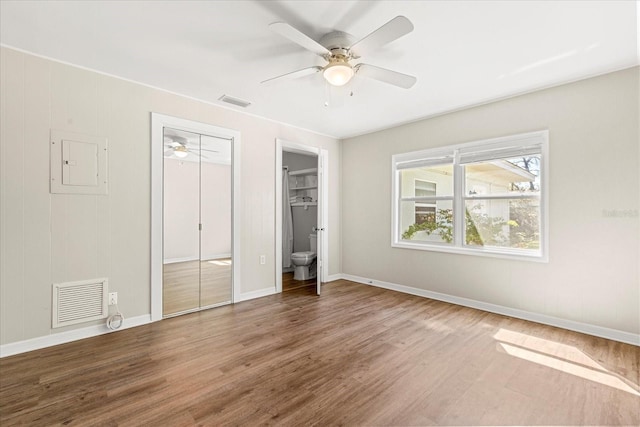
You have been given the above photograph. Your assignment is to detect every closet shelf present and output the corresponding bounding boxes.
[291,202,317,207]
[290,185,317,191]
[289,168,317,177]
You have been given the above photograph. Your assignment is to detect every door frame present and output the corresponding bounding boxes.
[150,113,241,322]
[275,138,329,294]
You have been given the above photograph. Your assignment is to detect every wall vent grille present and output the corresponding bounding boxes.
[52,278,108,328]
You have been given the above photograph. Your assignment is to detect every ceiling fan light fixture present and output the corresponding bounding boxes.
[173,146,189,158]
[323,60,354,87]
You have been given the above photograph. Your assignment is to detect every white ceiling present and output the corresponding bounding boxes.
[1,1,638,139]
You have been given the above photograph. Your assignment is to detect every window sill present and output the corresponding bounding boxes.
[392,241,548,263]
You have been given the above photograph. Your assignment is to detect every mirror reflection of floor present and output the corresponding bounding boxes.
[163,258,232,316]
[282,272,315,292]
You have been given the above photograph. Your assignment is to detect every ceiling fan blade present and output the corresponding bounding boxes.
[350,16,413,58]
[261,66,322,84]
[355,64,417,89]
[164,149,174,156]
[269,22,331,57]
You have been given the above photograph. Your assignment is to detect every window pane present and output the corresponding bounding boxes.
[465,155,540,196]
[400,164,453,198]
[415,179,436,198]
[464,199,540,249]
[415,204,436,224]
[400,200,453,243]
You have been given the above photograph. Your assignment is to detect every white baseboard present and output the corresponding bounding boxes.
[235,287,277,302]
[0,314,152,358]
[163,256,198,264]
[5,275,635,357]
[164,253,231,264]
[341,274,640,346]
[202,253,232,261]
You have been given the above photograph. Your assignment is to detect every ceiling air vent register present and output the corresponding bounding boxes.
[218,95,252,108]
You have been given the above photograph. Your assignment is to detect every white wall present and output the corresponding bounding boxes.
[0,46,341,346]
[163,158,199,261]
[163,159,231,262]
[342,67,639,336]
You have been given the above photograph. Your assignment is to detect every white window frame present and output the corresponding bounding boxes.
[391,130,549,262]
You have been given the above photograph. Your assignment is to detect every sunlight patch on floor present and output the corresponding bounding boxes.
[494,328,640,396]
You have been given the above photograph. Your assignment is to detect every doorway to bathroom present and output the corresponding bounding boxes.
[275,139,328,295]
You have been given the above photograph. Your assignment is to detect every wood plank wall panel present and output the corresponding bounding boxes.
[108,79,152,311]
[1,48,26,343]
[50,62,100,284]
[21,54,53,339]
[95,75,113,286]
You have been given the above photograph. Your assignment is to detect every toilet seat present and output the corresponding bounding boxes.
[291,251,316,263]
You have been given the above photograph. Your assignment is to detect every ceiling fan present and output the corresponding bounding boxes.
[163,135,218,160]
[262,16,417,90]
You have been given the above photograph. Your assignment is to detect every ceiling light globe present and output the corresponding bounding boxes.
[174,150,188,158]
[323,63,354,86]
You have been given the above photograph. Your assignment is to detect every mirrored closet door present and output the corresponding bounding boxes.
[162,127,232,317]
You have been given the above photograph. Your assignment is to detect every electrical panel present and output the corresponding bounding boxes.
[50,130,108,194]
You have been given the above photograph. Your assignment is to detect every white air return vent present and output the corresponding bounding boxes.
[52,278,109,328]
[218,95,252,108]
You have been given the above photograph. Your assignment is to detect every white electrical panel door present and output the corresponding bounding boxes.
[62,139,99,186]
[50,130,108,194]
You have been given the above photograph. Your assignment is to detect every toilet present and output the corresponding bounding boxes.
[291,233,317,280]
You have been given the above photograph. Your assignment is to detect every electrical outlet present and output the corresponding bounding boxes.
[260,255,266,265]
[108,292,118,305]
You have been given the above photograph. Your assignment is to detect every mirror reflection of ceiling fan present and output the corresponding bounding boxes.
[163,135,218,160]
[262,16,417,90]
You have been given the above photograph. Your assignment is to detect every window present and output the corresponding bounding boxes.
[414,180,436,224]
[392,131,548,261]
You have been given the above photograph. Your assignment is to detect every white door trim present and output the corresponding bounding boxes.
[151,113,241,322]
[275,139,329,293]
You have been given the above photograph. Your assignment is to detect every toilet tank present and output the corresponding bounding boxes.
[309,233,317,252]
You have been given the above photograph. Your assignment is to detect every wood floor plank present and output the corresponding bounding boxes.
[163,259,232,315]
[1,280,638,426]
[282,272,315,292]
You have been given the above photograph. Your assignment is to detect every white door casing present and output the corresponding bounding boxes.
[275,139,328,294]
[150,113,241,322]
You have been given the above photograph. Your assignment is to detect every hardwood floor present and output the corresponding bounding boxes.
[282,271,315,292]
[1,280,638,426]
[163,259,232,315]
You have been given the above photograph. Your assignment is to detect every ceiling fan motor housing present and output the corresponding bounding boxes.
[319,31,357,57]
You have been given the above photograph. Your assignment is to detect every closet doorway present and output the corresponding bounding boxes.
[162,127,231,316]
[151,114,241,321]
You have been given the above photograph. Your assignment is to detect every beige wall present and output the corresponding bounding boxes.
[342,67,639,335]
[163,159,232,262]
[0,47,341,345]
